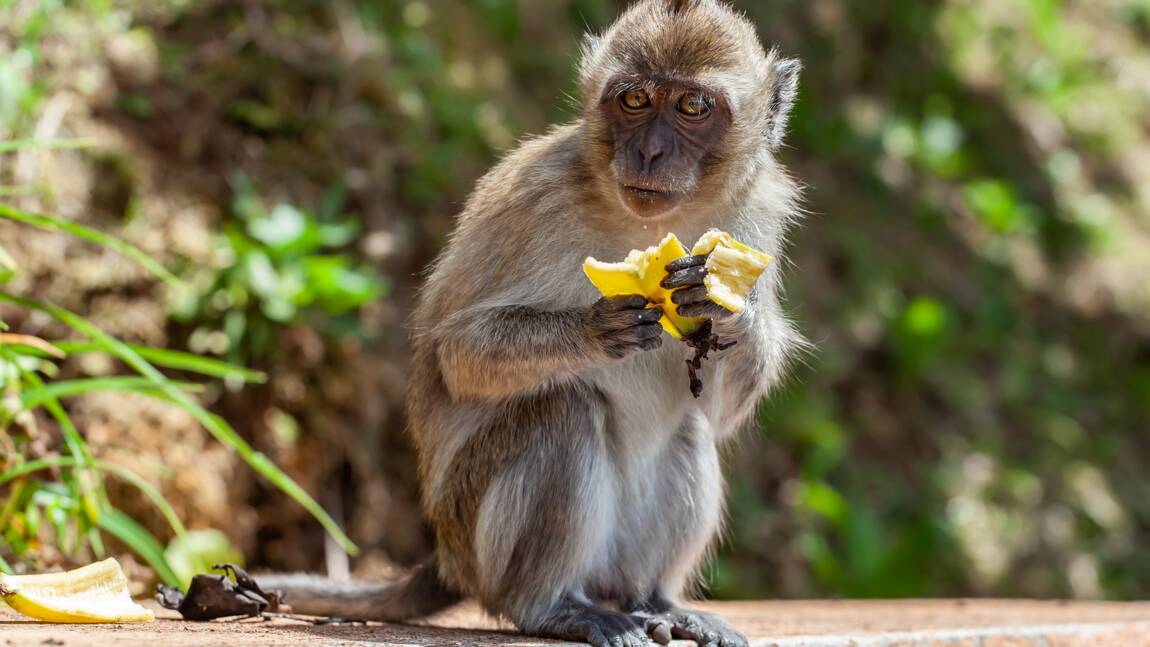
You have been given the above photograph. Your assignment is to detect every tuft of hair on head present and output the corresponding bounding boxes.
[665,0,697,13]
[579,0,801,153]
[579,0,746,88]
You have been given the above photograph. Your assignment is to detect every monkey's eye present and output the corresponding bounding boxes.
[620,89,651,111]
[676,91,711,118]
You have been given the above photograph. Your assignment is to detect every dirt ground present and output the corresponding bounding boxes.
[3,599,1150,646]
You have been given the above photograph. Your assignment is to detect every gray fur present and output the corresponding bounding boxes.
[256,562,459,621]
[263,2,802,646]
[767,57,802,149]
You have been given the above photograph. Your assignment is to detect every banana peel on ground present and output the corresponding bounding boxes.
[0,558,154,623]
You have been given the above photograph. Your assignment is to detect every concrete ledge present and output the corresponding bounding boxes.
[2,599,1149,646]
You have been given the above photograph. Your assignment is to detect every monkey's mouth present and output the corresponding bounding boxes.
[620,184,680,217]
[622,185,668,197]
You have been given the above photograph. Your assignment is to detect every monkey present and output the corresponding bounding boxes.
[257,1,804,646]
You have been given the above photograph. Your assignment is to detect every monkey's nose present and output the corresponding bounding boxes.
[638,139,666,174]
[637,120,672,173]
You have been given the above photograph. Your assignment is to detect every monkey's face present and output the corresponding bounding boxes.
[600,80,732,219]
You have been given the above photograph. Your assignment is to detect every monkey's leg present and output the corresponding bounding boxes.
[635,593,748,647]
[534,594,653,647]
[618,414,747,647]
[460,385,651,647]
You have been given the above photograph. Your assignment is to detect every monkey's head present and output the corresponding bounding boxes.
[579,0,800,220]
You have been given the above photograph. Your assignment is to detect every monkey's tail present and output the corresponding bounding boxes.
[255,559,461,621]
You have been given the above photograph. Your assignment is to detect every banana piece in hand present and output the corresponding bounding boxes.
[690,229,773,314]
[583,230,771,339]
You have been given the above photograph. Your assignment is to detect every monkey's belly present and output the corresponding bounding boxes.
[582,348,726,599]
[588,339,721,451]
[428,341,729,605]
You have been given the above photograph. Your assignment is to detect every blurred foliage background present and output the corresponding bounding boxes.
[1,0,1149,600]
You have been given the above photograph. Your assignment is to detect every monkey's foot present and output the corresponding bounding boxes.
[537,600,653,647]
[644,609,748,647]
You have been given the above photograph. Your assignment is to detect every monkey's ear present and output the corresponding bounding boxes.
[582,33,601,55]
[766,57,801,149]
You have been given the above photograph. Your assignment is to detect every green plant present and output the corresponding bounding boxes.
[173,173,386,363]
[0,141,358,583]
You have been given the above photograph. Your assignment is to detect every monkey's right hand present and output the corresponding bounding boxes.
[583,294,664,359]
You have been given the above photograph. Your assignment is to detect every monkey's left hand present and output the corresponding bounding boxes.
[662,255,736,320]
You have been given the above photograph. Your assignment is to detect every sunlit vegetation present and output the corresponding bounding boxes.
[2,0,1148,600]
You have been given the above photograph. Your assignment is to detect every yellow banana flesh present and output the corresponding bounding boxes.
[583,230,772,339]
[583,233,698,339]
[690,230,773,314]
[0,557,155,623]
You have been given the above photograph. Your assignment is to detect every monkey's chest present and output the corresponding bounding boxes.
[589,340,722,449]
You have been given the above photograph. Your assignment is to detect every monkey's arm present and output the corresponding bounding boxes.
[709,303,798,436]
[665,257,800,437]
[432,295,662,401]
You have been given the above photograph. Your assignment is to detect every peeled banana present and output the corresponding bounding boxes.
[583,233,698,339]
[583,230,771,339]
[0,557,155,623]
[690,230,772,314]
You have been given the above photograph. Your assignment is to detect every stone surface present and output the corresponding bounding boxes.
[2,599,1149,646]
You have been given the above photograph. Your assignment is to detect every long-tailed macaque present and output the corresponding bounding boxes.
[260,2,803,645]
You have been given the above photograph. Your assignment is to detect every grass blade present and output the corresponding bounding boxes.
[0,456,187,538]
[54,341,267,383]
[19,376,203,411]
[0,333,64,358]
[2,347,93,468]
[97,507,181,587]
[0,203,185,290]
[88,525,106,557]
[0,456,74,486]
[93,461,188,538]
[0,138,95,154]
[0,292,359,555]
[0,240,17,273]
[0,186,37,198]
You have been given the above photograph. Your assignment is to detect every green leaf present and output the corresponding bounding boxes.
[229,172,266,223]
[0,202,185,290]
[900,297,948,339]
[798,480,849,526]
[0,185,37,198]
[301,256,385,313]
[964,179,1028,234]
[0,240,18,274]
[0,292,359,556]
[164,529,243,590]
[317,182,347,222]
[98,507,181,587]
[248,203,311,251]
[317,219,360,247]
[0,456,186,539]
[0,457,66,486]
[94,461,187,538]
[0,138,95,154]
[0,332,64,357]
[2,346,95,469]
[88,526,106,558]
[19,376,203,410]
[53,341,266,383]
